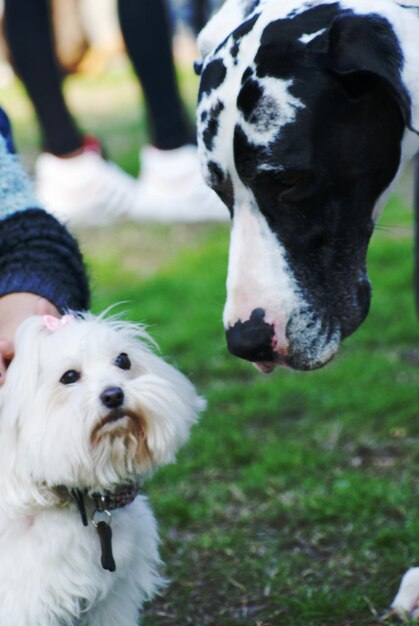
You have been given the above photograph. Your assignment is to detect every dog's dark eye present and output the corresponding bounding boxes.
[281,174,301,187]
[255,171,302,200]
[60,370,81,385]
[115,352,131,370]
[274,174,301,194]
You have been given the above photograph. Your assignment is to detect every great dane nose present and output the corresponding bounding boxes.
[225,308,276,362]
[100,386,124,409]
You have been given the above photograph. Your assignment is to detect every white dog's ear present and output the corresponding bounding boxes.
[0,316,51,433]
[0,315,58,438]
[6,316,49,396]
[0,316,52,510]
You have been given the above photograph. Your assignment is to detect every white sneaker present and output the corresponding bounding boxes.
[36,148,137,226]
[131,144,229,222]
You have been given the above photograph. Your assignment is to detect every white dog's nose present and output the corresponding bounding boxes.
[100,386,124,409]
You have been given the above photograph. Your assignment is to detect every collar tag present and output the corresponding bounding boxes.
[95,519,116,572]
[66,483,139,573]
[92,509,115,572]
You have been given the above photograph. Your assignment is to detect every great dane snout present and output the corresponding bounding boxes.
[225,308,276,363]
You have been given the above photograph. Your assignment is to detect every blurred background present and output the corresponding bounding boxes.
[0,0,223,170]
[0,2,417,625]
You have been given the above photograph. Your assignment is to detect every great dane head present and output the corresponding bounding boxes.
[196,0,419,372]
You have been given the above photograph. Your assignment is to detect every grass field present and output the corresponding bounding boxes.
[2,62,419,626]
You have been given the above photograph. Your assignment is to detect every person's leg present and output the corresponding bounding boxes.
[3,0,83,155]
[117,0,195,150]
[4,0,138,224]
[116,0,227,221]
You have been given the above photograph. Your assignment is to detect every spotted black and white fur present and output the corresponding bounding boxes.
[196,0,419,372]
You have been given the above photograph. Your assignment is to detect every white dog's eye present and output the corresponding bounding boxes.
[59,370,81,385]
[115,352,131,370]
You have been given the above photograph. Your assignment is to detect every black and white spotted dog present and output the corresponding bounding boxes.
[196,0,419,373]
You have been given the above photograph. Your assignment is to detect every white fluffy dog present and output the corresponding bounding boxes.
[0,313,204,626]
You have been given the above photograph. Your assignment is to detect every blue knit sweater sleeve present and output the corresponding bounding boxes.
[0,109,90,312]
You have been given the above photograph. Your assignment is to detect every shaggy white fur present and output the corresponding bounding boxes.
[391,568,419,621]
[0,313,204,626]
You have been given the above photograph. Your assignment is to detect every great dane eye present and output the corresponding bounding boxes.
[60,370,81,385]
[256,172,302,199]
[115,352,131,370]
[281,174,301,187]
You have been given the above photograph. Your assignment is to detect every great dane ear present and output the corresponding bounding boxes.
[327,14,413,130]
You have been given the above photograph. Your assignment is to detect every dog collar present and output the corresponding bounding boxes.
[68,483,140,572]
[92,483,140,513]
[69,483,139,522]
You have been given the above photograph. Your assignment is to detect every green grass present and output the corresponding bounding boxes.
[82,216,418,626]
[2,64,418,625]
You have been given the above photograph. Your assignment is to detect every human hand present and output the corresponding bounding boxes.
[0,293,60,384]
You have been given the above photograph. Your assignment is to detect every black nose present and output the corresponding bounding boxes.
[100,386,124,409]
[225,308,276,362]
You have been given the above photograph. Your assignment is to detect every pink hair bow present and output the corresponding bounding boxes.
[43,314,75,332]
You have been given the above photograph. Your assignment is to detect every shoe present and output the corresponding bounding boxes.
[35,139,137,226]
[130,144,229,222]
